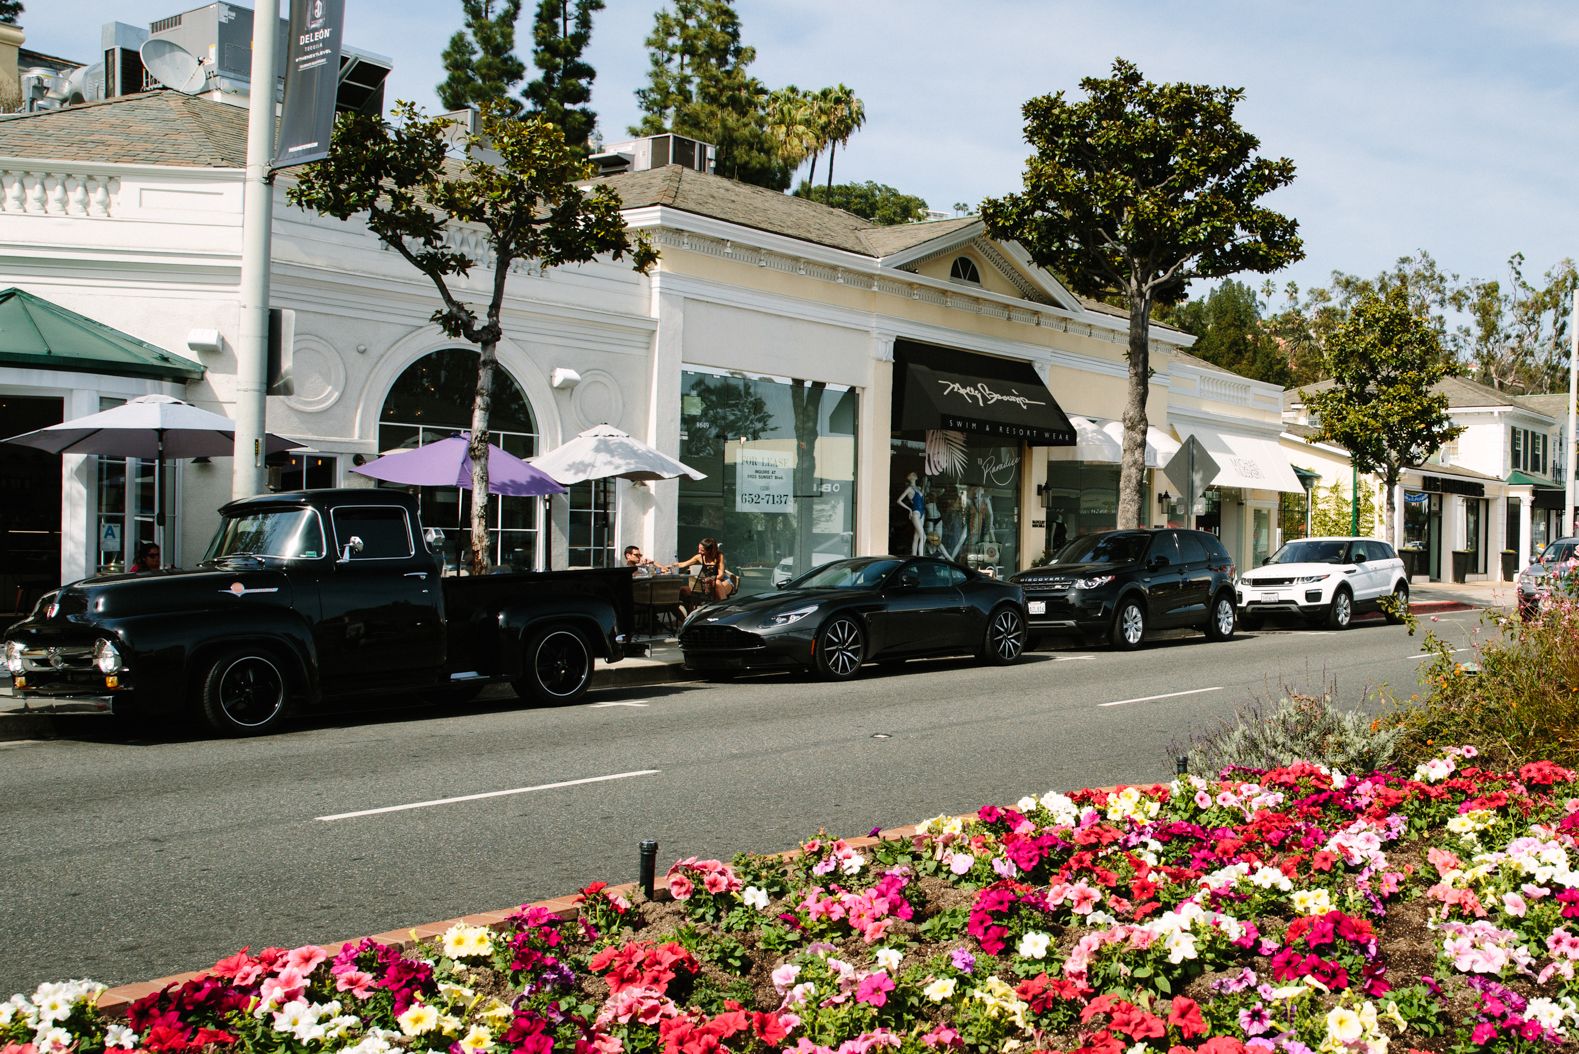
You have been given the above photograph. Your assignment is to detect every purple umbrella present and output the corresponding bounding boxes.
[352,433,566,496]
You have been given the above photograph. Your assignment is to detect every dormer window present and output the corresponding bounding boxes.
[949,256,981,284]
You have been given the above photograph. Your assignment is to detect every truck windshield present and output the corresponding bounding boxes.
[204,509,325,563]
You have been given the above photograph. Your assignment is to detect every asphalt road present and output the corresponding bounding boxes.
[0,610,1485,995]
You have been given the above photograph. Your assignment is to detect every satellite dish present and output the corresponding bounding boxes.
[139,38,208,94]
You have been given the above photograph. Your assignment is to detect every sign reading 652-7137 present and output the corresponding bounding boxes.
[735,446,795,515]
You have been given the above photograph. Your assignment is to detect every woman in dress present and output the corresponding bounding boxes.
[675,537,734,605]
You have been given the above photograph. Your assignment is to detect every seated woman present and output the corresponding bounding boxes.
[674,537,735,607]
[129,542,162,573]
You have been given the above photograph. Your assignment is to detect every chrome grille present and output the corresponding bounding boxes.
[1018,576,1072,590]
[19,644,94,673]
[680,625,763,650]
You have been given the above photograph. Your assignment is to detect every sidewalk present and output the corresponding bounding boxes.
[0,580,1508,741]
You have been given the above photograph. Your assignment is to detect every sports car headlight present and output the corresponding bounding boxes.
[4,640,22,674]
[1295,573,1331,584]
[766,606,817,627]
[93,638,123,675]
[1073,575,1115,589]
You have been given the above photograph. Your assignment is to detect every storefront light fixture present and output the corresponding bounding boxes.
[1158,489,1172,510]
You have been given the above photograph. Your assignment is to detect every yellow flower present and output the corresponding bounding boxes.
[458,1025,493,1052]
[397,1003,439,1037]
[923,977,958,1002]
[1326,1007,1363,1045]
[442,924,494,960]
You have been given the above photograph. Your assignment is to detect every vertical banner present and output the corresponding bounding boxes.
[273,0,345,170]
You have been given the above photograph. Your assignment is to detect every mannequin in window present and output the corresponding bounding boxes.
[969,486,994,548]
[940,491,967,562]
[896,472,925,555]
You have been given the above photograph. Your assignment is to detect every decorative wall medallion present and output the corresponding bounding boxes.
[283,334,347,414]
[569,369,624,430]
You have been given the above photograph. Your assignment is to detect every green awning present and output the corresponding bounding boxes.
[0,288,205,382]
[1507,470,1561,489]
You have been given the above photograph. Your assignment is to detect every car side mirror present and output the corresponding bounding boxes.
[338,536,364,564]
[1147,554,1169,571]
[422,527,443,549]
[1261,556,1273,565]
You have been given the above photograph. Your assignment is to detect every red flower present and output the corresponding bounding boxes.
[1167,997,1206,1039]
[1108,1004,1166,1040]
[1197,1038,1248,1054]
[751,1011,790,1046]
[1311,850,1339,872]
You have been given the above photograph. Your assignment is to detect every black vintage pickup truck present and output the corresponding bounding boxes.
[3,489,635,734]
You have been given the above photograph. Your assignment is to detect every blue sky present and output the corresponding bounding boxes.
[23,1,1579,302]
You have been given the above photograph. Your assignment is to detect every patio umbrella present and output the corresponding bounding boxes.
[2,393,302,544]
[1044,415,1123,463]
[530,424,705,484]
[351,432,566,496]
[1100,420,1181,469]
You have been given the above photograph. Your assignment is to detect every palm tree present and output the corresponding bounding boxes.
[765,85,815,175]
[822,84,865,189]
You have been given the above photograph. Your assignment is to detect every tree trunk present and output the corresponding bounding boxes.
[806,151,818,194]
[826,141,836,189]
[468,339,498,575]
[1116,290,1153,530]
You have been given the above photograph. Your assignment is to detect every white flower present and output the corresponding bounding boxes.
[458,1025,494,1052]
[397,1002,439,1036]
[875,947,903,972]
[441,923,493,960]
[35,1027,72,1052]
[1291,888,1333,915]
[841,852,867,875]
[742,886,770,910]
[1163,930,1198,964]
[104,1024,138,1049]
[1525,997,1571,1034]
[924,977,958,1002]
[1017,931,1052,959]
[1326,1006,1363,1044]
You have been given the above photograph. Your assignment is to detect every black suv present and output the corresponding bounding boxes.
[1012,529,1238,649]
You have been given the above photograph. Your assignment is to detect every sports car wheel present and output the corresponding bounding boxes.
[1111,598,1146,650]
[1204,592,1236,641]
[513,626,593,705]
[1326,587,1353,630]
[815,616,864,681]
[981,606,1026,665]
[200,649,288,736]
[1383,582,1410,624]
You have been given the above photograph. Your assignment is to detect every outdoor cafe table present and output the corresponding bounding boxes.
[631,574,691,638]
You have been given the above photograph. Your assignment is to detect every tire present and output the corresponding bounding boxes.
[1383,581,1410,625]
[200,648,289,736]
[1239,610,1264,631]
[513,626,593,705]
[980,605,1026,665]
[1326,587,1353,630]
[815,615,865,681]
[1110,597,1146,650]
[1204,592,1236,641]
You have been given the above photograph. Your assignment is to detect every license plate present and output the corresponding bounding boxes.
[1261,593,1286,603]
[1028,600,1046,615]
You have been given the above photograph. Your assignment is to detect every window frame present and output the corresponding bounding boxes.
[330,504,416,562]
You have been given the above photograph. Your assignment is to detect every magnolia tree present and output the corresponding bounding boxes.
[982,59,1303,529]
[289,102,657,573]
[1301,285,1463,547]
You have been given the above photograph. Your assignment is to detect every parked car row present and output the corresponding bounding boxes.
[1517,536,1578,619]
[677,529,1418,680]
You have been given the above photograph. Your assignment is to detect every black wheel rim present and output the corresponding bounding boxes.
[536,631,590,697]
[823,619,862,676]
[990,609,1024,660]
[219,656,285,729]
[1120,604,1144,645]
[1215,598,1234,636]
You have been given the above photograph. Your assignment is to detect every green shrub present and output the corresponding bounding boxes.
[1384,601,1579,769]
[1178,690,1400,774]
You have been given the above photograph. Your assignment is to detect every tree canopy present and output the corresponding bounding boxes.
[438,0,527,115]
[798,181,929,226]
[1300,284,1463,546]
[981,58,1302,529]
[1164,280,1290,386]
[522,0,603,154]
[0,2,21,25]
[288,102,657,572]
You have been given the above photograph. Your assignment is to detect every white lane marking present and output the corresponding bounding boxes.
[1052,655,1096,662]
[590,700,650,708]
[1099,687,1224,708]
[1411,647,1470,660]
[317,770,661,822]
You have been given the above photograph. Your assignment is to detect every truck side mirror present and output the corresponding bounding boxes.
[338,536,364,564]
[422,527,443,549]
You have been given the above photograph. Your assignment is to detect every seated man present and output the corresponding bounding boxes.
[623,545,669,574]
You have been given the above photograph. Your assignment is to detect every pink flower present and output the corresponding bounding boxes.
[1502,892,1528,917]
[334,969,377,999]
[286,945,328,974]
[668,873,694,901]
[856,971,895,1007]
[948,852,975,875]
[259,965,307,1005]
[703,871,730,894]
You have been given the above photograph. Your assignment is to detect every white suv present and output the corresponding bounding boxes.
[1236,536,1409,629]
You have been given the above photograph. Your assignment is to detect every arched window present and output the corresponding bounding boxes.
[379,348,541,571]
[949,256,981,284]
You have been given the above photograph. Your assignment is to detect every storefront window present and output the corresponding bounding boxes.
[677,367,858,594]
[890,432,1020,576]
[567,478,615,568]
[379,349,541,571]
[93,397,157,572]
[1252,508,1272,566]
[1042,462,1119,551]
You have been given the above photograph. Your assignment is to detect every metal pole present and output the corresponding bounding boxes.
[1351,460,1360,536]
[638,839,658,899]
[1567,292,1578,536]
[233,0,280,501]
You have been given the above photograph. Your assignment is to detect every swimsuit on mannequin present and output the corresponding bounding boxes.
[896,472,926,556]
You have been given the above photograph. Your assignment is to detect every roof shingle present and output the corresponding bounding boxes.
[0,90,248,168]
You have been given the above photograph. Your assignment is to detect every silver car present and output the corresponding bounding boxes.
[1517,537,1579,618]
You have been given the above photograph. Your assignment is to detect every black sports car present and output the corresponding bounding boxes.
[678,556,1028,680]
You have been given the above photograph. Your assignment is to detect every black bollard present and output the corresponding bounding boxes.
[1175,754,1189,776]
[639,839,658,899]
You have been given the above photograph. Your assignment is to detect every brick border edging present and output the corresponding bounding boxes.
[97,784,1147,1014]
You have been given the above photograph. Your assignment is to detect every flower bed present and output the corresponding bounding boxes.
[7,746,1579,1054]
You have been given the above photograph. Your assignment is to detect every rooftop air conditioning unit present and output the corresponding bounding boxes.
[592,134,715,177]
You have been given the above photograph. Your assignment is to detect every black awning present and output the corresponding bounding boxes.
[900,361,1076,446]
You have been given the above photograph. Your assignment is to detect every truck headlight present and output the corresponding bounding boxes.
[4,640,22,674]
[93,638,123,675]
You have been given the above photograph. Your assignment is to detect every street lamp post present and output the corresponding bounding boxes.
[1567,292,1578,535]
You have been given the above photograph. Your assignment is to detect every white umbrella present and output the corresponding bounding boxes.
[3,394,301,545]
[1100,420,1181,469]
[1045,416,1123,463]
[531,424,706,484]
